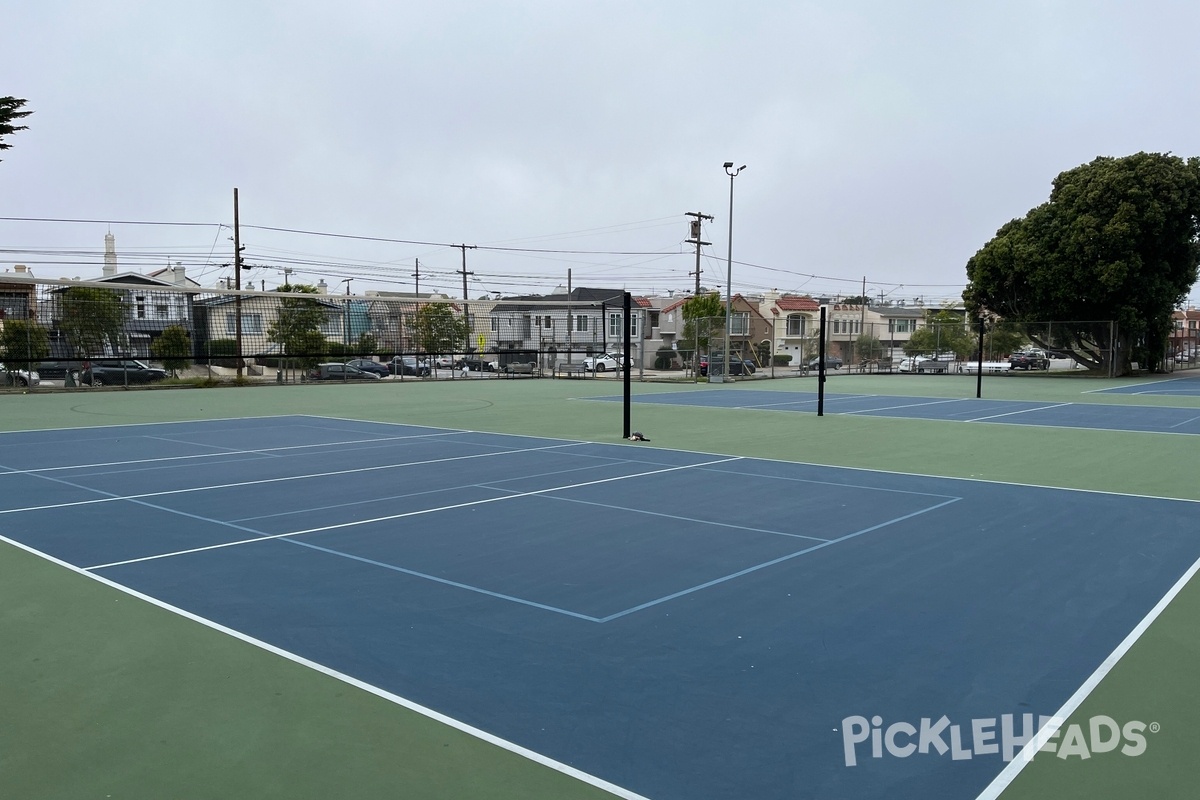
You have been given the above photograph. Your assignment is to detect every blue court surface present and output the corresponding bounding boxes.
[2,416,1198,800]
[599,389,1200,434]
[1090,373,1200,397]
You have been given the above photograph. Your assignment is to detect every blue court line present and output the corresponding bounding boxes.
[595,495,962,622]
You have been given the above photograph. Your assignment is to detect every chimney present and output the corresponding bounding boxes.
[317,279,329,294]
[103,232,118,276]
[171,262,187,286]
[14,264,29,274]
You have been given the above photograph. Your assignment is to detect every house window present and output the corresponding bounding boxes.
[136,295,146,319]
[575,314,588,332]
[786,315,805,336]
[608,312,639,338]
[490,316,500,332]
[730,312,749,336]
[156,304,169,318]
[225,312,263,334]
[544,315,552,329]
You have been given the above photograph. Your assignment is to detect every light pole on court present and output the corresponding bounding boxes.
[720,161,746,383]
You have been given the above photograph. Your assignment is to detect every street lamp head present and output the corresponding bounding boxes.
[723,161,734,169]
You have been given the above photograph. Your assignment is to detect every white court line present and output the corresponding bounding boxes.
[0,534,651,800]
[503,489,830,543]
[1080,377,1197,394]
[735,393,877,409]
[964,403,1072,422]
[0,430,466,476]
[86,456,744,570]
[0,441,587,516]
[840,397,968,415]
[975,551,1200,800]
[1169,414,1200,429]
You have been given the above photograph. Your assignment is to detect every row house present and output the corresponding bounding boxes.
[489,288,651,368]
[656,293,772,364]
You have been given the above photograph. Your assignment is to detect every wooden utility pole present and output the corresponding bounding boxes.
[685,212,712,296]
[455,244,476,299]
[456,244,477,358]
[233,188,244,380]
[412,258,420,295]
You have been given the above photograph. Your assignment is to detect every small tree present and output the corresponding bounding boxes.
[150,325,193,377]
[356,332,378,356]
[0,319,50,369]
[682,292,723,362]
[855,333,884,361]
[60,286,126,356]
[413,303,470,357]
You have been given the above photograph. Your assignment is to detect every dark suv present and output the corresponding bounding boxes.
[700,354,756,377]
[1009,350,1050,370]
[82,360,169,386]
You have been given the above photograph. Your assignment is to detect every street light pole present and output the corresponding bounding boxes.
[721,162,746,383]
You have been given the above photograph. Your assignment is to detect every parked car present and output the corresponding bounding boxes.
[432,355,456,369]
[389,356,431,376]
[1009,349,1050,370]
[1,366,40,387]
[308,363,381,381]
[808,355,844,370]
[82,360,168,386]
[36,360,84,382]
[701,353,756,376]
[344,358,391,378]
[583,352,629,372]
[456,356,497,373]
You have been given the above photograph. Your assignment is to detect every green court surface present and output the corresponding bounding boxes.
[2,372,1198,799]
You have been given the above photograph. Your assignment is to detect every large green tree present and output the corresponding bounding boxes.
[0,96,31,161]
[412,302,469,356]
[267,283,330,366]
[60,286,126,356]
[904,311,974,359]
[964,152,1200,374]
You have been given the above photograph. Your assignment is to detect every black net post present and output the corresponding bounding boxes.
[976,316,985,398]
[623,292,631,438]
[817,305,826,416]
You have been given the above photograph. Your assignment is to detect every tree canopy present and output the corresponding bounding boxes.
[964,152,1200,373]
[0,319,50,368]
[0,96,31,161]
[412,302,469,355]
[60,286,126,356]
[681,292,723,354]
[904,311,974,359]
[268,283,330,365]
[150,325,193,377]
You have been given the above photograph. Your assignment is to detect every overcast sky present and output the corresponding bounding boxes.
[4,1,1200,304]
